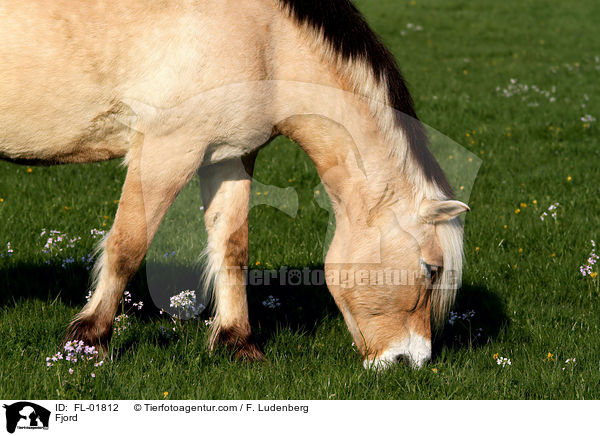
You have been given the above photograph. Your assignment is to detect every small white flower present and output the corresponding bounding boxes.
[496,356,511,367]
[581,114,596,123]
[169,290,204,319]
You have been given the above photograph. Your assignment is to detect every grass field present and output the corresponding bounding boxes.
[1,0,599,400]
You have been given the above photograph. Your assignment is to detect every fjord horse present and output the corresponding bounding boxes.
[0,0,468,368]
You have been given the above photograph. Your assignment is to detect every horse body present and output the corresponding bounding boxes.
[0,0,279,163]
[1,0,468,368]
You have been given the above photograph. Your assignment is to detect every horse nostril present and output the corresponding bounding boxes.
[394,353,410,365]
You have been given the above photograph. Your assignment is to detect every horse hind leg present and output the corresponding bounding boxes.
[65,138,202,349]
[198,154,263,361]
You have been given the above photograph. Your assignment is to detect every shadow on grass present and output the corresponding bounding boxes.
[0,262,153,319]
[245,265,339,343]
[0,262,507,360]
[0,261,338,348]
[433,283,509,357]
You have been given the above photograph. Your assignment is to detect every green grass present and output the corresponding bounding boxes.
[1,0,599,399]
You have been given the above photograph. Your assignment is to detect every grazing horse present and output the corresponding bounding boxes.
[0,0,468,368]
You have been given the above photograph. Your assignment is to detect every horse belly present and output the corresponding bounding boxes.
[0,3,140,163]
[0,101,137,164]
[0,0,277,165]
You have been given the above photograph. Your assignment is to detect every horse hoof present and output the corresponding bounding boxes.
[233,341,265,362]
[64,316,112,351]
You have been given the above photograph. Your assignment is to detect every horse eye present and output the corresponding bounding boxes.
[429,265,442,283]
[420,260,442,283]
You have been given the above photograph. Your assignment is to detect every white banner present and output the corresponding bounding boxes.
[0,400,597,435]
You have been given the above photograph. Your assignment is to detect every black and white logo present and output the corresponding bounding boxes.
[3,402,50,433]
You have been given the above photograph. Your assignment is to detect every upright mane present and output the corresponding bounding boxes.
[279,0,462,328]
[278,0,453,200]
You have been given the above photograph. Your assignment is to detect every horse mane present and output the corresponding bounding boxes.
[278,0,453,199]
[279,0,462,327]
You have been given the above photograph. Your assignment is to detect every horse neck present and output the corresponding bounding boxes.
[271,7,450,205]
[276,107,419,227]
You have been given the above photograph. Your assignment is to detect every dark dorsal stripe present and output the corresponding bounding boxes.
[279,0,453,197]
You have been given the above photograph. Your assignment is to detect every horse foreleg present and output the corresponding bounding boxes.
[199,154,263,361]
[66,139,201,349]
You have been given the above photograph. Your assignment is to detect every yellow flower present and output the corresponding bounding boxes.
[27,167,33,173]
[493,353,499,359]
[459,186,464,191]
[104,215,109,219]
[591,272,598,278]
[431,368,438,373]
[503,225,508,229]
[515,208,521,214]
[507,132,511,137]
[520,202,527,208]
[533,200,537,205]
[551,253,556,257]
[512,264,518,269]
[163,391,169,398]
[544,352,554,362]
[567,176,572,182]
[518,248,523,253]
[63,206,70,211]
[255,261,261,266]
[0,198,3,203]
[475,247,480,253]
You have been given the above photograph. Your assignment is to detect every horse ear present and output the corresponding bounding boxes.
[419,199,470,223]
